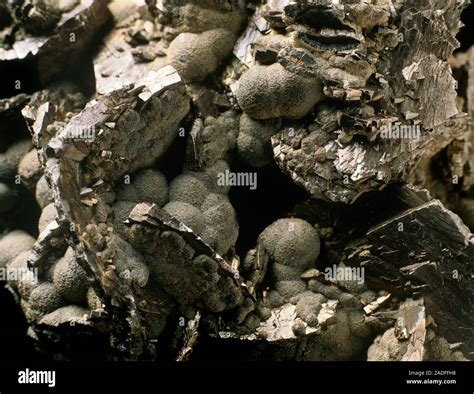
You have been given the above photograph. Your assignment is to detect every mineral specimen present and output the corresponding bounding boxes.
[0,0,472,365]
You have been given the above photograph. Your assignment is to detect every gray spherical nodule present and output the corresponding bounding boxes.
[0,230,36,268]
[112,236,150,288]
[295,292,326,327]
[271,262,303,282]
[201,193,238,256]
[260,218,321,268]
[200,192,229,213]
[190,159,231,194]
[38,305,90,327]
[237,114,281,168]
[18,149,42,191]
[116,168,168,207]
[28,282,66,319]
[274,280,307,299]
[168,29,236,83]
[292,318,307,337]
[4,139,32,169]
[111,200,136,239]
[169,174,208,208]
[176,3,245,34]
[52,247,89,303]
[268,290,285,308]
[38,202,57,233]
[197,112,239,168]
[235,63,324,120]
[193,254,218,274]
[164,201,206,236]
[257,305,272,321]
[35,175,54,209]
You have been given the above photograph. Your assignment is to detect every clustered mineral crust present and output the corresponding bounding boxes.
[0,0,473,362]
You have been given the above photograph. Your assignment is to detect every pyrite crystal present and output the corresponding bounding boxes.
[0,0,473,364]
